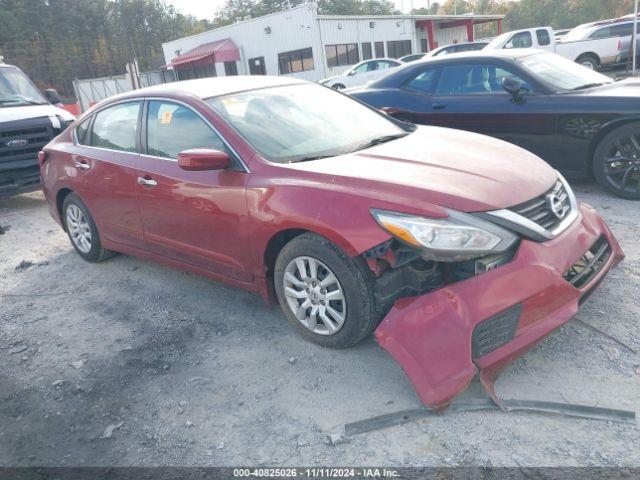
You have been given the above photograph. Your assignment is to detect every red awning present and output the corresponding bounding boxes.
[168,39,240,68]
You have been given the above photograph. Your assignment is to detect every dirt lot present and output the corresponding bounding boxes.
[0,183,638,467]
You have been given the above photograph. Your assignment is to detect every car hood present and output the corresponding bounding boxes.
[285,126,557,213]
[0,104,75,123]
[319,75,341,85]
[576,79,640,97]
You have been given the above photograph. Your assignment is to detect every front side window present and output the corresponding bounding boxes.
[536,29,551,46]
[375,60,397,69]
[207,84,405,163]
[590,23,634,40]
[352,62,371,74]
[505,31,533,49]
[435,64,532,96]
[74,118,91,145]
[90,102,140,152]
[610,23,634,37]
[325,44,360,67]
[278,48,314,74]
[146,101,226,159]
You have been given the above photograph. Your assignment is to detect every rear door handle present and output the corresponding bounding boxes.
[74,160,90,170]
[137,177,158,187]
[431,103,447,110]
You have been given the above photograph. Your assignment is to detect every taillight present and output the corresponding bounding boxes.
[38,150,47,166]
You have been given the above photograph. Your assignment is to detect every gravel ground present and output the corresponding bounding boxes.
[0,182,638,467]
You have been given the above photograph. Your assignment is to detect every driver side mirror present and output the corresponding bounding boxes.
[44,88,61,104]
[178,149,230,171]
[348,69,357,76]
[502,77,527,105]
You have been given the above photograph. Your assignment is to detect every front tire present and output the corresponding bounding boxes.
[593,123,640,200]
[332,83,346,90]
[274,233,378,348]
[62,193,115,261]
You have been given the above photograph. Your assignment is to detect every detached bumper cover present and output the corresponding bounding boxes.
[374,203,624,409]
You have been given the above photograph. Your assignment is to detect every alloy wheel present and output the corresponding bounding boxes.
[602,133,640,196]
[66,204,92,254]
[282,256,346,335]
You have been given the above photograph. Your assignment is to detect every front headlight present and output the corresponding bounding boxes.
[371,208,518,261]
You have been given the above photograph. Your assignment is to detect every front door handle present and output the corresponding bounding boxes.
[137,177,158,187]
[74,160,90,170]
[431,103,447,110]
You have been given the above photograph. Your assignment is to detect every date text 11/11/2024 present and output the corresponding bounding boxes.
[232,468,400,477]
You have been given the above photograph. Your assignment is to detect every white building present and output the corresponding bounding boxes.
[161,3,503,83]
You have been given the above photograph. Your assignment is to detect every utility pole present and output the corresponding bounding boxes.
[634,0,639,76]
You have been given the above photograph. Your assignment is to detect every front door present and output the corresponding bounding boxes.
[419,63,557,163]
[248,57,266,75]
[135,100,251,281]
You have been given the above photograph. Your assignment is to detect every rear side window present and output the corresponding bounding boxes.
[74,118,90,145]
[404,68,438,93]
[610,23,634,37]
[536,29,551,46]
[146,101,226,159]
[90,102,140,152]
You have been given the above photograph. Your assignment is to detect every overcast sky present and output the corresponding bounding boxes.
[165,0,437,19]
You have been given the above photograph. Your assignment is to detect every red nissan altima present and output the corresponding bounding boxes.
[39,76,624,409]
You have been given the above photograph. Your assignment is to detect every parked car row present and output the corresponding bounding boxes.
[39,75,624,409]
[348,49,640,199]
[321,13,640,93]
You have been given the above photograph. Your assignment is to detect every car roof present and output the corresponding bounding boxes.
[111,75,307,102]
[419,48,539,63]
[360,57,401,64]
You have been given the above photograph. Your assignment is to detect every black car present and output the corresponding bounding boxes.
[348,49,640,199]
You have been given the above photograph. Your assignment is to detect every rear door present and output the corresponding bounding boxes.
[72,100,146,250]
[419,62,558,161]
[135,99,251,281]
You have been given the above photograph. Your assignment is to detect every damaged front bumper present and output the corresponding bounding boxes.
[374,203,624,409]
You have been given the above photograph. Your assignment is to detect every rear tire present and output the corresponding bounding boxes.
[274,232,378,348]
[62,193,115,261]
[576,54,599,70]
[332,83,346,90]
[593,122,640,200]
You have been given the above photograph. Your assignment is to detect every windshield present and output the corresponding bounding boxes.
[518,52,612,91]
[207,84,405,163]
[0,67,47,107]
[485,31,513,49]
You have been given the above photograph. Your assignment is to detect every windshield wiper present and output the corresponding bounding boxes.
[353,133,409,152]
[290,154,337,163]
[571,82,608,91]
[0,98,47,105]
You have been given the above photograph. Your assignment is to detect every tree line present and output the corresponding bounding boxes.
[0,0,635,98]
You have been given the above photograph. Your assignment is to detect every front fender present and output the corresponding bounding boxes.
[247,183,392,275]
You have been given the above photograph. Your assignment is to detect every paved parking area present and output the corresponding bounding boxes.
[0,183,638,467]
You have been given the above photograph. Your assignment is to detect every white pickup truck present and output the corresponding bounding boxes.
[484,26,620,70]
